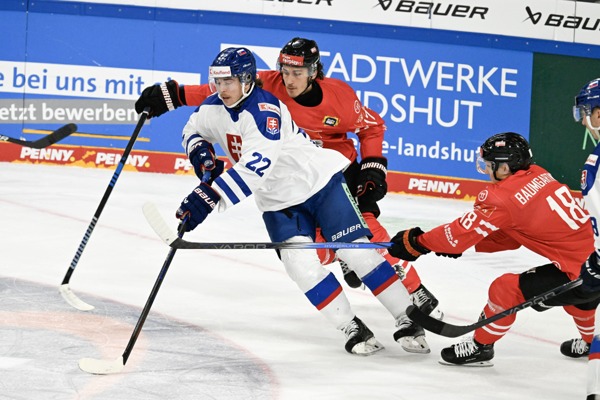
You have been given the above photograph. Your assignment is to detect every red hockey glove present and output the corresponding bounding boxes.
[356,157,387,203]
[176,183,220,231]
[389,227,431,261]
[135,80,186,118]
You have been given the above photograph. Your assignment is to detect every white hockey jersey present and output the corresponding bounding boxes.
[582,142,600,250]
[181,86,350,213]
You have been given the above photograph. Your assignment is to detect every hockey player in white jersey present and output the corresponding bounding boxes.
[175,46,429,355]
[575,78,600,400]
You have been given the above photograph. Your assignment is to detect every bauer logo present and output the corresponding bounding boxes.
[374,1,489,19]
[331,223,362,241]
[524,6,600,31]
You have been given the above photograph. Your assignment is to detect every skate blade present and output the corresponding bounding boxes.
[438,359,494,367]
[351,338,385,356]
[399,335,431,354]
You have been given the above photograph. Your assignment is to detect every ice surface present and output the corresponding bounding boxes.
[0,163,587,399]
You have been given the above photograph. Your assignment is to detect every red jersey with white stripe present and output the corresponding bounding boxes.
[418,164,594,279]
[183,70,386,163]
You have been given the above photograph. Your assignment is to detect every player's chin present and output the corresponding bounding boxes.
[285,88,299,98]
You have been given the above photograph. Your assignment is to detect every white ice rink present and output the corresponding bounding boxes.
[0,162,588,399]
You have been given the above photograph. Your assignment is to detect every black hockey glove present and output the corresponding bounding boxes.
[389,227,431,262]
[435,252,462,259]
[176,183,220,231]
[189,141,224,184]
[580,252,600,293]
[356,157,388,203]
[135,80,186,118]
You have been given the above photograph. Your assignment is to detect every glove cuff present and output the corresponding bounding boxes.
[405,227,431,257]
[360,157,387,175]
[162,80,184,111]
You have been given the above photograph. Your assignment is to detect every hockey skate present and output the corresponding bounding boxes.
[410,284,444,321]
[339,260,363,289]
[439,337,494,367]
[560,338,590,358]
[393,315,430,353]
[341,316,384,356]
[393,264,444,321]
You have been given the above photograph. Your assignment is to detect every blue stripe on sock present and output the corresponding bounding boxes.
[361,261,397,293]
[305,272,342,308]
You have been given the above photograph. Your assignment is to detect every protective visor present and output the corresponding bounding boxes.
[208,66,233,93]
[573,104,589,122]
[476,156,489,175]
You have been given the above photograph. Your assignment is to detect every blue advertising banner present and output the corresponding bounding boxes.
[0,6,532,182]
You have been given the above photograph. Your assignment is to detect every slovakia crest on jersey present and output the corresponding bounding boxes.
[582,170,588,190]
[226,133,243,162]
[266,117,280,136]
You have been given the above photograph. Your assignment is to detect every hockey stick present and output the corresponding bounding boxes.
[59,108,149,311]
[406,277,583,338]
[79,222,187,374]
[142,202,393,250]
[0,123,77,148]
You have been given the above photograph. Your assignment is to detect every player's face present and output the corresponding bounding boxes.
[582,107,600,140]
[280,65,314,98]
[214,77,243,107]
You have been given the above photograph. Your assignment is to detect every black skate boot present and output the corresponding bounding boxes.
[410,283,444,321]
[560,338,590,358]
[340,260,363,289]
[393,315,430,353]
[341,316,384,356]
[440,337,495,367]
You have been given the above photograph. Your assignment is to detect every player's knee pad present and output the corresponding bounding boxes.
[488,273,524,311]
[337,237,385,278]
[280,236,328,290]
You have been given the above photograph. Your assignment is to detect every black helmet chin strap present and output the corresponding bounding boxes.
[297,77,314,97]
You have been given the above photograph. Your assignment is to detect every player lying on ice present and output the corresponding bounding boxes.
[172,46,431,355]
[134,36,444,321]
[388,132,600,366]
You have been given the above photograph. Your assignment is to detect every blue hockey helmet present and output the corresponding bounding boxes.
[477,132,532,177]
[209,47,257,86]
[574,78,600,122]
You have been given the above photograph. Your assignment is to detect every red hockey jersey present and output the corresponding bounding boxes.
[183,70,386,162]
[418,164,594,279]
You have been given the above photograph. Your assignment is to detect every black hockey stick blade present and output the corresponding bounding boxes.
[142,202,393,250]
[407,278,583,338]
[0,123,77,148]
